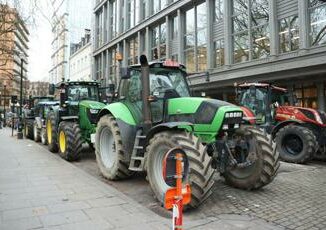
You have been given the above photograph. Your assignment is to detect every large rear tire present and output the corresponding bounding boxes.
[46,112,58,153]
[223,127,279,190]
[146,131,215,209]
[95,115,133,180]
[33,120,41,142]
[58,122,83,161]
[276,125,317,164]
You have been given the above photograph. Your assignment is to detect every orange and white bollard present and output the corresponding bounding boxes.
[163,148,191,230]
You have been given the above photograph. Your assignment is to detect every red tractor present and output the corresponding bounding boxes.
[235,82,326,163]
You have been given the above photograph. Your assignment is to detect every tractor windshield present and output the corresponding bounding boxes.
[149,68,190,98]
[68,85,99,102]
[271,89,290,106]
[239,87,267,124]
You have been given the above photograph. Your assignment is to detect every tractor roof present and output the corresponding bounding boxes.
[237,82,287,92]
[129,60,186,70]
[56,81,100,88]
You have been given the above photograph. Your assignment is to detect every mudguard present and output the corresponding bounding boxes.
[271,120,303,139]
[146,122,194,143]
[97,103,136,126]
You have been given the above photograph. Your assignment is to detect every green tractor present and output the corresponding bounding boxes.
[23,96,59,143]
[46,81,105,161]
[94,55,279,208]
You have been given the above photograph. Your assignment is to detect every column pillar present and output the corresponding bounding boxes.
[165,16,170,58]
[177,9,184,63]
[269,0,277,57]
[298,0,309,50]
[224,0,232,66]
[206,0,214,69]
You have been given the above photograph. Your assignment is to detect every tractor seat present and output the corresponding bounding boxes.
[164,89,180,99]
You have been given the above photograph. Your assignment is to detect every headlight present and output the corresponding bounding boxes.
[225,112,243,118]
[89,109,99,114]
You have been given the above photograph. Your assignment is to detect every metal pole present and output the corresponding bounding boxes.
[17,58,23,139]
[3,85,6,127]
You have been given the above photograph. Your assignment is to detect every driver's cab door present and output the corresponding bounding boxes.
[119,70,143,124]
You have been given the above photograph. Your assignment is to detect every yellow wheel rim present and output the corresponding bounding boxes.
[59,131,66,153]
[47,120,52,144]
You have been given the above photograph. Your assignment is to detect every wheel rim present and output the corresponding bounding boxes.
[34,124,38,139]
[47,120,52,144]
[282,134,303,155]
[59,131,66,153]
[41,129,46,144]
[228,133,259,179]
[99,127,116,169]
[151,145,177,197]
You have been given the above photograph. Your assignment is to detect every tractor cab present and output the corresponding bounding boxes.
[117,61,190,124]
[236,83,290,125]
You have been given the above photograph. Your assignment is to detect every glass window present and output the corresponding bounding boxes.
[215,39,225,67]
[279,16,299,53]
[128,37,138,65]
[172,16,178,40]
[232,0,269,63]
[184,3,207,72]
[215,0,224,22]
[151,23,166,60]
[309,0,326,46]
[152,0,166,14]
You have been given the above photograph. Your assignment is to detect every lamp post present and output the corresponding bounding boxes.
[3,84,6,127]
[17,53,25,139]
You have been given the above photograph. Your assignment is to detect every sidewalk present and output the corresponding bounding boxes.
[0,128,283,230]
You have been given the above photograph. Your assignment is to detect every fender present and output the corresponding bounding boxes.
[146,122,194,144]
[97,102,136,126]
[272,120,303,139]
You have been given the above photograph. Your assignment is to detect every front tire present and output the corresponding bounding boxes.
[95,115,133,180]
[146,131,215,209]
[276,125,317,164]
[58,122,83,161]
[46,112,58,153]
[223,127,279,190]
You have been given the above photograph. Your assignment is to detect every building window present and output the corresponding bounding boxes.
[95,55,102,80]
[152,0,167,15]
[172,16,178,40]
[215,0,224,22]
[214,39,225,67]
[279,16,299,53]
[109,47,117,83]
[127,0,140,29]
[309,0,326,46]
[232,0,269,63]
[171,54,178,61]
[295,85,318,109]
[128,37,139,65]
[110,0,117,39]
[95,10,103,47]
[151,23,166,60]
[184,3,207,73]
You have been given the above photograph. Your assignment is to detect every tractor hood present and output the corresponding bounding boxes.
[79,100,106,110]
[167,97,243,141]
[276,106,326,126]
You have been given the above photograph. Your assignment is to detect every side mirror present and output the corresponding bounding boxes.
[120,67,131,79]
[49,84,55,95]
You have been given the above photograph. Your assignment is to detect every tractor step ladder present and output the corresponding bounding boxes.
[129,130,146,172]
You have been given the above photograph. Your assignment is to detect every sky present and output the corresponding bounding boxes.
[27,1,52,82]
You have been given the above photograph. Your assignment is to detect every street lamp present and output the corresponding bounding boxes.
[17,52,25,139]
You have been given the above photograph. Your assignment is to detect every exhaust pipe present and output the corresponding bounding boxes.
[140,55,152,132]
